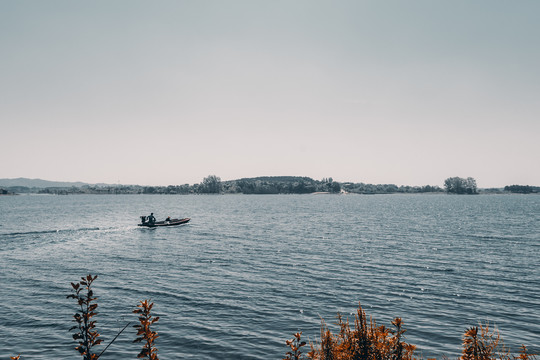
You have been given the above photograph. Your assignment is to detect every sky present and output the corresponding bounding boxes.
[1,1,539,188]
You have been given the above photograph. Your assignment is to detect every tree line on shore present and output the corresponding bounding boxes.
[1,176,538,195]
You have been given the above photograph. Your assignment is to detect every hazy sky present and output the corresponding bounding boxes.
[1,1,539,187]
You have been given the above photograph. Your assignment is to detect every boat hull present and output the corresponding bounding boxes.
[138,218,190,227]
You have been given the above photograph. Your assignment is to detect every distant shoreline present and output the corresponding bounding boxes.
[4,191,539,197]
[1,176,538,196]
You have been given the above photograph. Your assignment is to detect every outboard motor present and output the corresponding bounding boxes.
[140,215,147,224]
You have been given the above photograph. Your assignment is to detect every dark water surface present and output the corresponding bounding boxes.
[1,194,539,359]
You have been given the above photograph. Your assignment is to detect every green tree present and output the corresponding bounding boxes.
[444,177,477,194]
[200,175,222,194]
[504,185,534,194]
[465,177,477,194]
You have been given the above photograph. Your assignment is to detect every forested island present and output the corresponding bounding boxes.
[1,176,538,196]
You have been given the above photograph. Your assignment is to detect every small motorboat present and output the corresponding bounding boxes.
[138,216,190,227]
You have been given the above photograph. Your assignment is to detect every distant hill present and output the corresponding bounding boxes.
[0,178,110,188]
[226,176,315,183]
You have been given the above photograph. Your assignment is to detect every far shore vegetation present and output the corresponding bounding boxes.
[10,274,538,360]
[1,176,539,196]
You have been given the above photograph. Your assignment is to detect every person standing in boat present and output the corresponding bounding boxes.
[148,213,156,225]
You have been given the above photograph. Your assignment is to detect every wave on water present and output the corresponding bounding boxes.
[1,194,539,359]
[469,234,523,241]
[1,227,101,237]
[0,226,138,254]
[0,227,107,252]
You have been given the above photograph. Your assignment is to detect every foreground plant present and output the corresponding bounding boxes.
[515,345,537,360]
[66,274,129,360]
[303,302,417,360]
[461,324,538,360]
[283,332,308,360]
[461,324,501,360]
[288,302,538,360]
[67,275,102,360]
[134,299,160,360]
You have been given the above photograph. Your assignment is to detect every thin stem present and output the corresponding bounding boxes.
[97,322,131,358]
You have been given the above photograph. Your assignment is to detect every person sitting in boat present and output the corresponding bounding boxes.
[166,216,171,223]
[140,215,147,224]
[148,213,156,225]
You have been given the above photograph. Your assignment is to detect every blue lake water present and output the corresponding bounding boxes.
[0,194,539,359]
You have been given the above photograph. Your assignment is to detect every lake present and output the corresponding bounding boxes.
[0,194,539,359]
